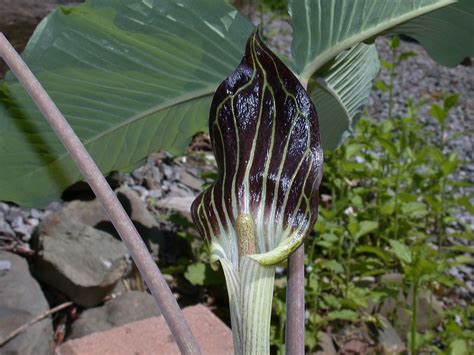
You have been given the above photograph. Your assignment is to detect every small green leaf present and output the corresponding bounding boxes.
[401,202,427,217]
[345,143,365,158]
[327,309,358,321]
[355,245,391,264]
[377,137,397,157]
[380,59,394,71]
[375,80,389,92]
[379,201,395,215]
[185,262,207,286]
[449,339,469,355]
[185,261,225,286]
[324,260,345,273]
[356,221,379,238]
[321,233,339,243]
[389,35,400,50]
[444,94,460,109]
[430,103,447,123]
[389,239,412,264]
[398,51,417,61]
[441,159,458,175]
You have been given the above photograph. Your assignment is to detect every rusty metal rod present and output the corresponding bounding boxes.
[0,32,201,355]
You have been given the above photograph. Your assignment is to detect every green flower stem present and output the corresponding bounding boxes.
[220,257,275,355]
[214,214,276,354]
[241,257,275,354]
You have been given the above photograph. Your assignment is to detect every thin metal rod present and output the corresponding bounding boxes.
[286,243,305,355]
[0,33,201,355]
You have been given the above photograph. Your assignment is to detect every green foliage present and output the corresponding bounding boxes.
[296,108,472,352]
[258,0,288,13]
[268,37,474,350]
[1,0,473,206]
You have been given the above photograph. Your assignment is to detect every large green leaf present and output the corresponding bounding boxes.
[289,0,473,149]
[309,43,380,149]
[393,0,474,67]
[289,0,468,79]
[0,0,254,207]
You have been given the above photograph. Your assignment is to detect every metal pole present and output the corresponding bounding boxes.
[0,33,201,355]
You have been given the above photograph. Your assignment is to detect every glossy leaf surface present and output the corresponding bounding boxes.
[191,32,323,266]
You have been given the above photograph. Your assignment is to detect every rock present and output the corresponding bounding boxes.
[5,208,23,224]
[31,211,129,307]
[60,186,191,263]
[69,291,160,339]
[13,224,31,237]
[160,164,175,181]
[377,316,406,354]
[144,166,162,190]
[374,273,443,339]
[342,339,368,354]
[0,251,53,355]
[0,215,15,237]
[314,332,337,355]
[177,170,203,191]
[168,184,194,198]
[10,215,23,229]
[156,196,195,222]
[30,209,42,219]
[56,305,233,355]
[0,202,10,213]
[0,259,11,275]
[62,186,157,231]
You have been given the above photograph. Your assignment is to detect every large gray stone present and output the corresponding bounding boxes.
[60,186,192,263]
[0,251,53,355]
[31,212,129,307]
[69,291,161,339]
[62,186,157,231]
[156,196,195,222]
[377,316,406,354]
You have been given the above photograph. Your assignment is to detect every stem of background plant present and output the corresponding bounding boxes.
[437,120,447,249]
[410,279,419,355]
[387,39,397,121]
[393,146,402,240]
[0,33,201,355]
[387,39,402,240]
[286,78,309,355]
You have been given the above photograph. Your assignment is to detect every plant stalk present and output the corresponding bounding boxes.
[284,79,310,355]
[286,243,305,355]
[387,44,397,121]
[0,33,201,355]
[410,280,419,355]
